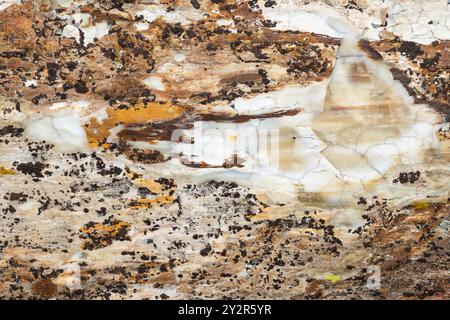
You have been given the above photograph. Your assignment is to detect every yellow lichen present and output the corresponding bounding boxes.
[129,195,174,209]
[411,201,429,210]
[79,221,130,237]
[324,274,341,284]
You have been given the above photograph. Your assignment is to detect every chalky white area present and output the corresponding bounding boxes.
[260,1,358,38]
[21,1,448,205]
[24,101,94,152]
[61,12,110,45]
[25,111,89,152]
[130,37,443,204]
[386,0,450,44]
[144,76,167,91]
[134,4,206,25]
[217,80,329,115]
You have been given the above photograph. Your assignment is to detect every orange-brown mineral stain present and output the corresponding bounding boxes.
[128,174,164,194]
[129,195,175,209]
[79,220,130,236]
[126,171,176,208]
[85,102,186,148]
[79,219,131,250]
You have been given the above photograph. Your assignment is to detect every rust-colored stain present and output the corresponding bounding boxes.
[129,195,175,209]
[126,171,176,208]
[130,176,163,194]
[0,0,448,301]
[122,147,166,164]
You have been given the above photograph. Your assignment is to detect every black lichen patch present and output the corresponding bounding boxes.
[14,161,48,178]
[6,192,28,203]
[73,80,89,94]
[155,178,176,191]
[199,243,212,256]
[398,41,424,59]
[264,0,277,8]
[98,0,135,10]
[190,0,201,9]
[122,147,166,164]
[358,39,383,60]
[0,125,24,137]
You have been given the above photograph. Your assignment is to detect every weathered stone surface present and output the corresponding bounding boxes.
[0,0,448,300]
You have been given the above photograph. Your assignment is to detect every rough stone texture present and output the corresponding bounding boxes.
[0,0,448,300]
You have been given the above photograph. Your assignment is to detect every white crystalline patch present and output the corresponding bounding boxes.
[60,11,110,45]
[0,0,20,11]
[134,22,149,31]
[54,0,89,8]
[48,102,69,110]
[173,53,185,62]
[91,107,108,123]
[136,6,204,25]
[25,111,89,152]
[322,145,380,180]
[260,0,450,44]
[197,126,235,166]
[259,1,360,38]
[155,103,438,197]
[143,76,166,91]
[48,100,90,111]
[134,34,443,205]
[226,80,328,116]
[23,79,37,87]
[365,144,400,174]
[216,19,234,26]
[66,12,91,27]
[386,0,450,45]
[81,21,110,45]
[62,24,80,42]
[262,8,344,38]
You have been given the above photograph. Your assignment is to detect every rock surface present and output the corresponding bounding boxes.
[0,0,448,299]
